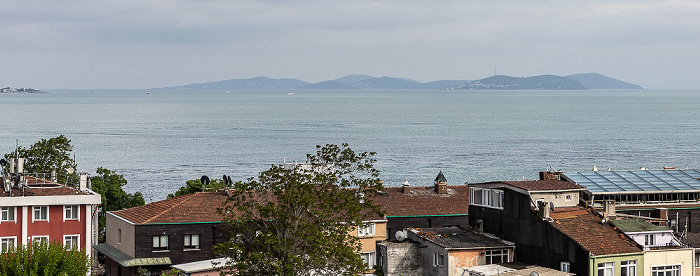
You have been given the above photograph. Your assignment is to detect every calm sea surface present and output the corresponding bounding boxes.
[2,89,700,202]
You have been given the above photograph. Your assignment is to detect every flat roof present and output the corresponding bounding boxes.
[562,169,700,194]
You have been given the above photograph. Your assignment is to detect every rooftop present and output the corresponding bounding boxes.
[410,226,514,250]
[562,169,700,194]
[500,180,585,191]
[0,176,92,197]
[111,192,228,224]
[548,208,642,256]
[465,263,575,276]
[374,185,469,217]
[610,219,671,233]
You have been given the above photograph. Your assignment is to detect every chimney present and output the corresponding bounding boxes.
[656,208,669,227]
[538,201,551,219]
[603,200,616,221]
[539,171,560,180]
[402,179,412,194]
[79,173,89,191]
[434,171,447,194]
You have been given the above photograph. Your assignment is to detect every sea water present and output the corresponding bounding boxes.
[1,89,700,202]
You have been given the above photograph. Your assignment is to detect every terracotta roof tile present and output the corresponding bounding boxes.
[501,180,585,191]
[548,208,642,256]
[112,192,228,224]
[374,185,469,217]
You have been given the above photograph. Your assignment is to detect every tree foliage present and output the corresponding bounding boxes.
[215,144,384,276]
[167,178,231,199]
[3,135,77,185]
[0,241,91,275]
[91,167,145,243]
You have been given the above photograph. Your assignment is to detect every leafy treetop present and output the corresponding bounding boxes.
[215,143,384,276]
[3,135,77,184]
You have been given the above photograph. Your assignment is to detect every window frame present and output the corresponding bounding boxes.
[1,206,15,222]
[560,262,571,273]
[358,223,376,237]
[33,206,49,222]
[63,235,79,251]
[32,235,50,245]
[597,262,614,276]
[645,234,655,246]
[183,234,200,250]
[469,187,504,209]
[621,260,637,276]
[433,252,445,267]
[152,235,169,252]
[359,251,376,268]
[485,249,509,264]
[64,205,79,221]
[651,265,680,276]
[1,236,17,253]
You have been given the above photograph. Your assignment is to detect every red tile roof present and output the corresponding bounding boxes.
[548,208,642,256]
[500,180,585,191]
[112,192,229,224]
[374,185,469,217]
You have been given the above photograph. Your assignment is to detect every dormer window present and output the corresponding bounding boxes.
[470,187,503,209]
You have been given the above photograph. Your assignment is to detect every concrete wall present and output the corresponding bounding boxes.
[530,191,579,208]
[590,253,645,276]
[377,241,422,276]
[644,249,694,276]
[106,212,136,257]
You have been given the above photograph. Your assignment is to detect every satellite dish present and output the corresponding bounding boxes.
[395,231,406,242]
[201,175,210,186]
[550,202,555,211]
[223,175,228,185]
[66,168,75,174]
[530,272,539,276]
[0,159,6,167]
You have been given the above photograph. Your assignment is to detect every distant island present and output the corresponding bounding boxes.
[1,87,45,93]
[160,73,643,90]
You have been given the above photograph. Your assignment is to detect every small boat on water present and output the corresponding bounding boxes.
[225,91,230,94]
[286,92,296,96]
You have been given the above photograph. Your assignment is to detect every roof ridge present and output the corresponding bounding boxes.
[142,193,199,224]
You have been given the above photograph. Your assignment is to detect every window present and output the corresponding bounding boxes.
[560,262,571,273]
[433,252,445,267]
[469,187,503,209]
[565,194,573,202]
[360,252,375,268]
[64,235,79,250]
[485,249,509,264]
[358,223,375,237]
[645,234,655,246]
[597,262,614,276]
[1,237,16,253]
[153,235,168,251]
[64,205,79,220]
[33,236,49,245]
[184,234,200,250]
[1,207,15,222]
[651,265,680,276]
[118,229,122,244]
[696,252,700,267]
[33,206,48,221]
[621,260,637,276]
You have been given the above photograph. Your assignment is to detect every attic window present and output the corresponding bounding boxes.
[470,187,503,209]
[565,194,572,202]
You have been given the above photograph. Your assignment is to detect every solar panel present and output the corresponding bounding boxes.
[561,169,700,194]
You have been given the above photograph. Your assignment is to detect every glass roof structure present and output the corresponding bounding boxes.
[561,169,700,194]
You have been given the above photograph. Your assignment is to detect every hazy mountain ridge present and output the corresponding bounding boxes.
[163,73,642,90]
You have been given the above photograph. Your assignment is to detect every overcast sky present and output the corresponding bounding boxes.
[1,0,699,89]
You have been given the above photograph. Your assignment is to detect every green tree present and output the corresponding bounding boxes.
[167,177,231,199]
[91,167,145,243]
[3,135,77,185]
[0,241,91,275]
[214,144,384,276]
